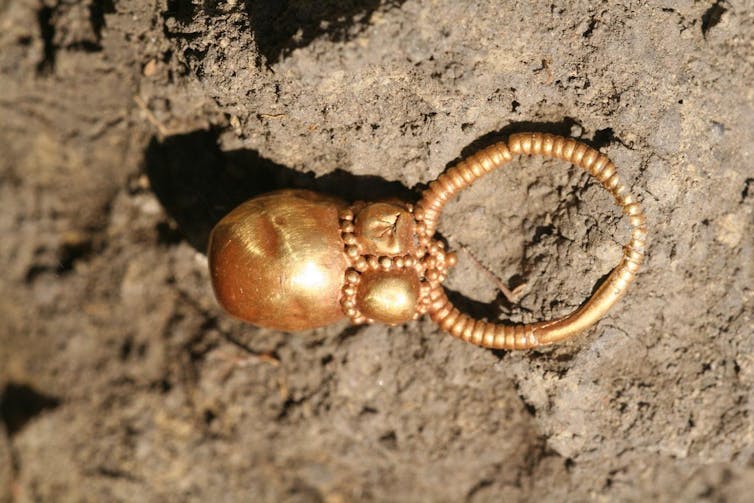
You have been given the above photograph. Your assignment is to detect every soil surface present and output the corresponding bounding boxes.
[1,0,753,501]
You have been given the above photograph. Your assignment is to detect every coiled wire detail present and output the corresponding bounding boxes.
[414,132,647,349]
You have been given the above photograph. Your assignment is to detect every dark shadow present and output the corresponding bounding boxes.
[245,0,407,64]
[144,128,415,251]
[165,0,197,25]
[0,383,61,436]
[411,119,582,193]
[36,5,56,75]
[445,287,533,328]
[414,118,621,192]
[701,1,727,38]
[445,288,507,324]
[444,285,546,358]
[457,119,581,162]
[453,118,626,165]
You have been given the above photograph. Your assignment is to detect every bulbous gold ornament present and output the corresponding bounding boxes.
[352,202,416,256]
[208,132,647,350]
[208,190,348,331]
[356,270,421,325]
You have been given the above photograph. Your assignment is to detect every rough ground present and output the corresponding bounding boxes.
[1,0,753,501]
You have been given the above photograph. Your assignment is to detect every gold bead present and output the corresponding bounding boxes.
[345,269,361,283]
[342,299,356,309]
[208,189,347,331]
[356,270,420,325]
[446,252,458,267]
[353,202,416,256]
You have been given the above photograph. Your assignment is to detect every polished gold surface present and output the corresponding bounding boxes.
[353,202,416,256]
[356,270,420,325]
[208,189,348,331]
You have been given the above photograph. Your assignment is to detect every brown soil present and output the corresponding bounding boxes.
[1,1,752,501]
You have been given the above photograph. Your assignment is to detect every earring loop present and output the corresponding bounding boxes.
[414,132,647,349]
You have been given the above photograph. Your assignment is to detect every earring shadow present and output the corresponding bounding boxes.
[244,0,408,65]
[143,128,415,251]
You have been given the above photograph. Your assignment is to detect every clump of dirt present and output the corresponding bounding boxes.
[1,0,752,501]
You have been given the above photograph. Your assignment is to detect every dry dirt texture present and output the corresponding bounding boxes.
[1,0,753,501]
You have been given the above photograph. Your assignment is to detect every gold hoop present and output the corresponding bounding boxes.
[414,132,647,349]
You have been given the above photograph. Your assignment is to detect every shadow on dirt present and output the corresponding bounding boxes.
[244,0,407,64]
[143,128,415,252]
[144,117,612,253]
[448,117,622,166]
[0,383,61,437]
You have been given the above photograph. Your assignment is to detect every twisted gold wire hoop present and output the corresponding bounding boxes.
[414,132,647,349]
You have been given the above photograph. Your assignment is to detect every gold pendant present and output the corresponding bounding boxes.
[208,132,647,349]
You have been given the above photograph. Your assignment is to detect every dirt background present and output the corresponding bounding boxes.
[1,0,753,501]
